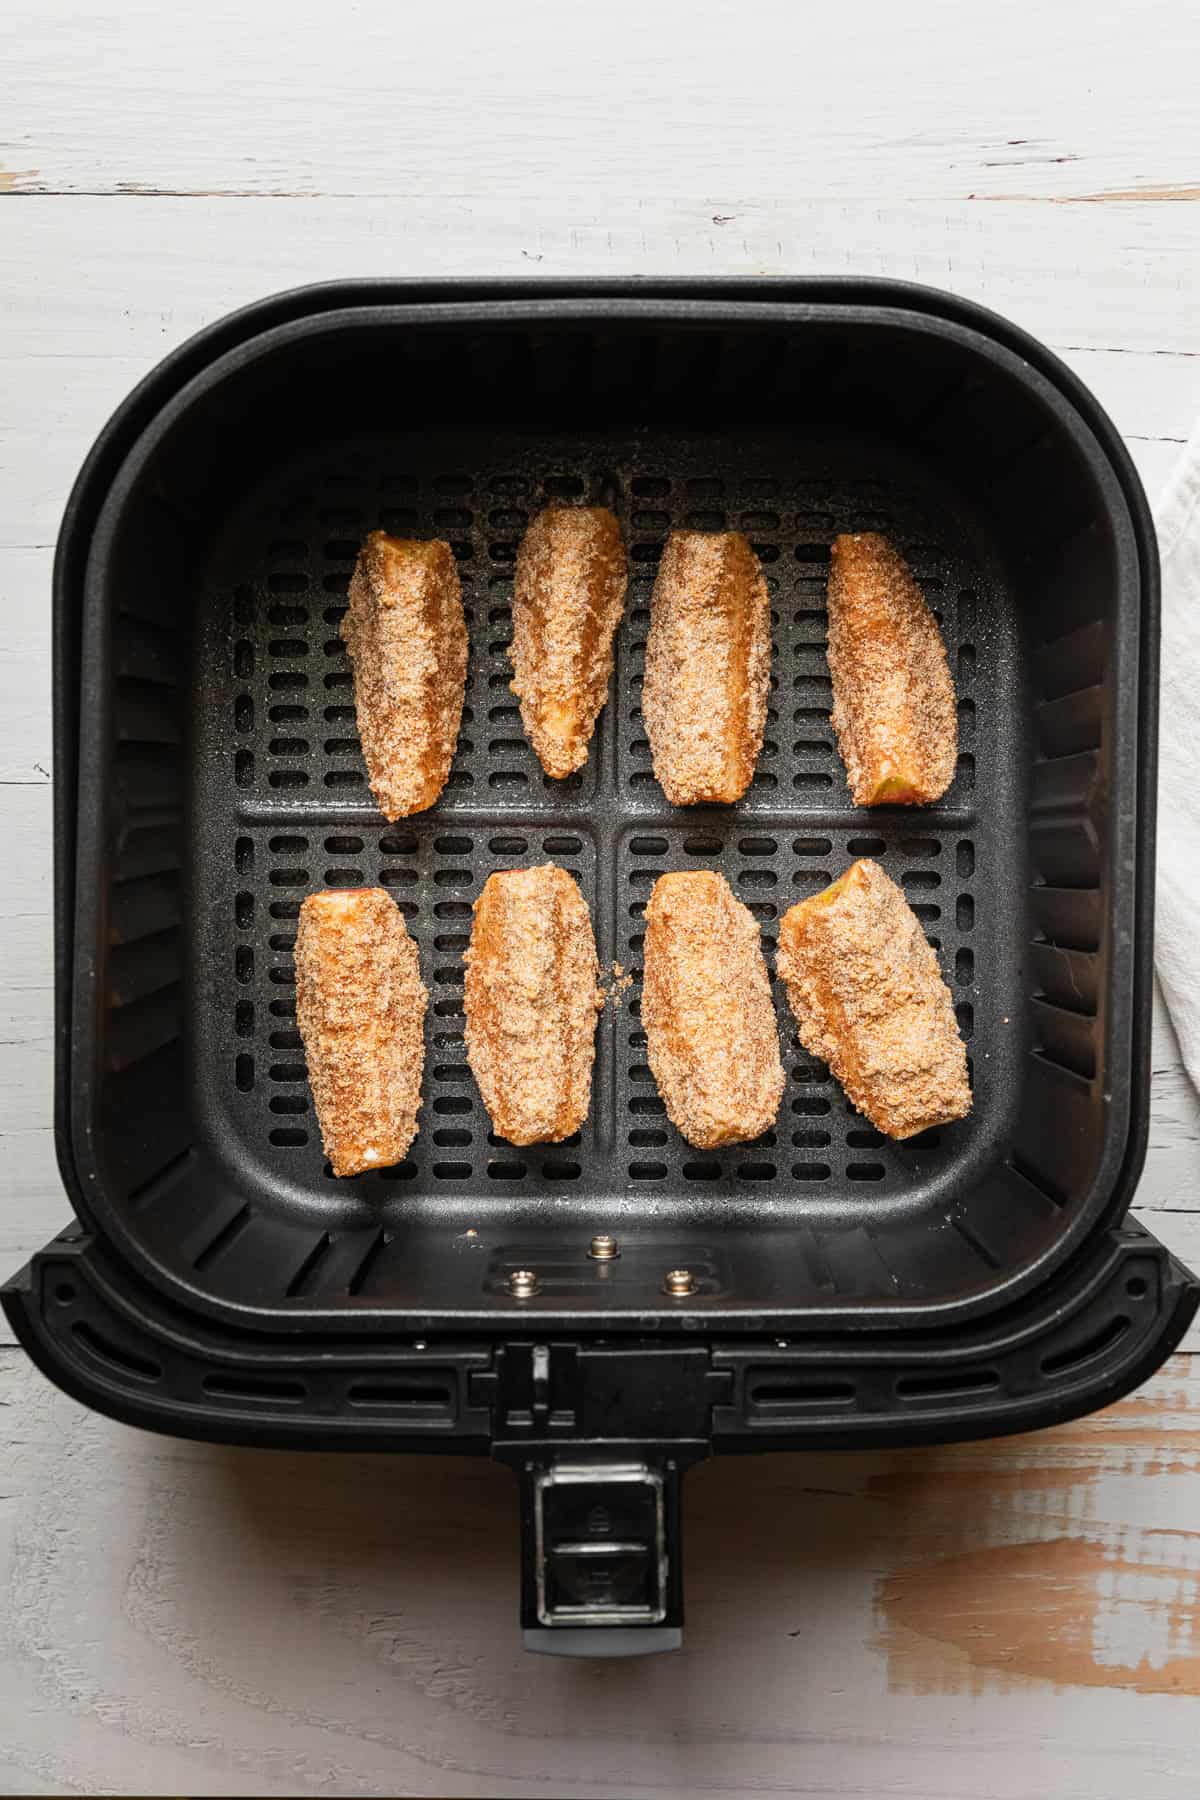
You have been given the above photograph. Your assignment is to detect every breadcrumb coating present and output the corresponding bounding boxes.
[642,531,771,805]
[464,864,603,1146]
[510,506,627,778]
[827,533,956,806]
[295,888,428,1177]
[343,532,467,819]
[777,858,970,1139]
[642,870,784,1149]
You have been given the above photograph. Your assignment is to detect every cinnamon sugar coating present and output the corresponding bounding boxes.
[510,506,627,778]
[295,888,428,1177]
[777,858,970,1139]
[642,871,784,1149]
[642,531,771,805]
[343,532,467,819]
[827,533,957,806]
[464,863,603,1146]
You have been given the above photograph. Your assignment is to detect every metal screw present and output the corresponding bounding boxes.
[663,1268,695,1296]
[589,1233,619,1261]
[508,1268,540,1298]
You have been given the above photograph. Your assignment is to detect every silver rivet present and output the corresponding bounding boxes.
[663,1268,695,1296]
[508,1268,539,1298]
[589,1233,619,1261]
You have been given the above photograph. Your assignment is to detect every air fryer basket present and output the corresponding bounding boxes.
[6,282,1194,1650]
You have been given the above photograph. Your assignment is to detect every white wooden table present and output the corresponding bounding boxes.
[3,3,1200,1792]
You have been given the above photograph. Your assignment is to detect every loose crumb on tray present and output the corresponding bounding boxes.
[602,961,634,1009]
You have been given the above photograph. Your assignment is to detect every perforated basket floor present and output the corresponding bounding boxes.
[188,424,1027,1289]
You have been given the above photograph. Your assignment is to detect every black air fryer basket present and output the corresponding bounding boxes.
[6,280,1195,1652]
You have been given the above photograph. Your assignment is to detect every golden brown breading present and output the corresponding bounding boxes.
[642,531,772,805]
[510,506,627,778]
[777,858,970,1139]
[642,871,784,1149]
[464,864,603,1146]
[826,533,957,806]
[342,532,467,819]
[295,888,428,1177]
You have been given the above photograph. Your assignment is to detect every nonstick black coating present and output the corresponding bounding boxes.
[195,429,1014,1219]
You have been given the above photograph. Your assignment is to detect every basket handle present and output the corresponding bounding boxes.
[513,1456,685,1655]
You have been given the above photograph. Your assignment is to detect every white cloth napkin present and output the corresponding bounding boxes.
[1154,423,1200,1092]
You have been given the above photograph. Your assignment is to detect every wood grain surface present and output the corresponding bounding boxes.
[3,1350,1200,1796]
[2,0,1199,1791]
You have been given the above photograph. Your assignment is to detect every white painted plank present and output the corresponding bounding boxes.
[4,0,1197,205]
[1144,1209,1200,1287]
[3,1349,1200,1797]
[0,355,154,552]
[0,551,53,782]
[1062,349,1197,455]
[0,781,60,1321]
[1137,999,1200,1326]
[1131,434,1189,500]
[1137,991,1200,1215]
[2,194,1198,362]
